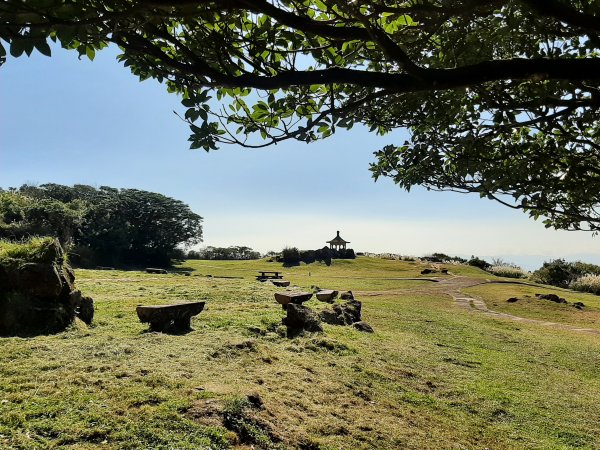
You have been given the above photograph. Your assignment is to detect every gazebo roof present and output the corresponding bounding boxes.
[326,231,350,244]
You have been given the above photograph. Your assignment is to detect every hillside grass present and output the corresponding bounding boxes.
[465,282,600,328]
[0,257,599,449]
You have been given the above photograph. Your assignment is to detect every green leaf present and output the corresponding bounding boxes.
[85,46,95,61]
[35,40,51,57]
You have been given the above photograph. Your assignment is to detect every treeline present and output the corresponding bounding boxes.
[0,184,203,267]
[280,246,356,266]
[187,246,260,260]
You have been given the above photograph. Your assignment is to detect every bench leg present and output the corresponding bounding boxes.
[173,317,192,331]
[149,320,169,332]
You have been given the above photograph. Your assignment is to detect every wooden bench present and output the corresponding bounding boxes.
[256,271,283,281]
[136,301,205,332]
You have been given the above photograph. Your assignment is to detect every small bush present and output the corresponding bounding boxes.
[488,265,527,279]
[281,246,300,264]
[570,275,600,295]
[531,259,600,288]
[468,256,490,270]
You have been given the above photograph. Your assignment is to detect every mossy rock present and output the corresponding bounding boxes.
[0,238,92,337]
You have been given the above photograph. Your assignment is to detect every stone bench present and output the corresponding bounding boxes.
[316,289,338,302]
[274,292,313,309]
[136,301,205,332]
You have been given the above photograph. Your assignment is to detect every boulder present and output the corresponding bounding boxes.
[79,296,95,325]
[339,291,354,300]
[573,302,585,310]
[282,304,323,337]
[421,268,437,275]
[146,268,168,274]
[16,263,64,298]
[316,289,338,302]
[507,297,519,303]
[353,321,374,333]
[320,300,362,326]
[0,240,94,336]
[536,293,567,303]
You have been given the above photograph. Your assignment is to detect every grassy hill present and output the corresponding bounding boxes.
[1,257,599,449]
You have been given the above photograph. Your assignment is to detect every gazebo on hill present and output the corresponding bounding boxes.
[326,231,350,251]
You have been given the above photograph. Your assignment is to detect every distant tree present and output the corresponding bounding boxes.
[196,245,260,260]
[0,191,86,244]
[0,184,203,266]
[187,250,201,260]
[468,256,491,271]
[531,259,600,288]
[281,247,301,264]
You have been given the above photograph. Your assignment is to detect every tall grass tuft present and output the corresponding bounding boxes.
[0,237,62,267]
[570,274,600,295]
[488,265,527,279]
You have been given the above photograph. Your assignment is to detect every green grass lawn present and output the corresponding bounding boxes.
[465,282,600,328]
[1,257,599,449]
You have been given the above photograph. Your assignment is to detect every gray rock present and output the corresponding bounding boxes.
[536,293,567,303]
[320,300,362,326]
[353,321,374,333]
[79,296,95,325]
[282,304,323,337]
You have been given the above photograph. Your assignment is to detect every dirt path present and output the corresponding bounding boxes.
[440,277,600,336]
[359,276,600,336]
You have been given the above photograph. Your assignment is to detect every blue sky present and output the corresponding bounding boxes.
[1,44,599,269]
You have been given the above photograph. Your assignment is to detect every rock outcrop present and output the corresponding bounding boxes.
[282,304,323,337]
[320,300,362,326]
[0,239,93,336]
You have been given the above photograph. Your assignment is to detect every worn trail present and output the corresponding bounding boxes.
[360,275,600,336]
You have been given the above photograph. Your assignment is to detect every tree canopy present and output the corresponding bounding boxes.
[2,1,600,230]
[0,184,203,266]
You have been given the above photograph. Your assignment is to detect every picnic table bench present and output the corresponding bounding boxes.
[256,271,283,281]
[136,301,205,333]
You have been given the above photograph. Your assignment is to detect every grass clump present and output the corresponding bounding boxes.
[0,237,62,267]
[570,274,600,295]
[488,265,527,279]
[222,396,283,449]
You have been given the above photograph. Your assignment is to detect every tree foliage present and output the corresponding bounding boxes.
[189,245,260,260]
[0,184,203,266]
[530,258,600,287]
[2,1,600,230]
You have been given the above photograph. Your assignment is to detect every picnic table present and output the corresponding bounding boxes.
[256,271,283,281]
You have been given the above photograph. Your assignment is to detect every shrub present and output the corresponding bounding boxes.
[488,265,527,279]
[281,247,301,264]
[531,259,600,288]
[570,275,600,295]
[468,256,490,270]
